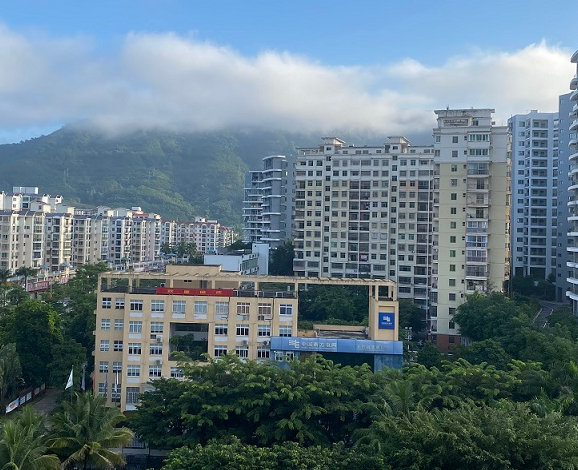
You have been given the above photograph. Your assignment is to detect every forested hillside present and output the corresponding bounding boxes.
[0,127,317,227]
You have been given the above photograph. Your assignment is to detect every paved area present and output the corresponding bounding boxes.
[30,388,61,415]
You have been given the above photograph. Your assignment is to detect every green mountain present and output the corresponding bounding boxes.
[0,127,319,228]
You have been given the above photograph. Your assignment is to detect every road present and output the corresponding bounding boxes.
[534,301,567,328]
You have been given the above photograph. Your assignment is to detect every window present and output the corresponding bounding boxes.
[449,293,456,301]
[215,302,229,314]
[99,340,109,352]
[450,208,457,214]
[151,300,164,312]
[101,297,112,309]
[129,321,142,334]
[450,222,457,229]
[451,179,457,186]
[150,322,163,334]
[449,279,456,287]
[237,303,250,314]
[449,321,456,329]
[279,326,293,337]
[452,136,458,143]
[215,324,228,335]
[172,300,186,314]
[450,250,456,258]
[257,346,270,359]
[450,264,456,272]
[113,340,123,352]
[115,298,125,309]
[126,387,140,404]
[128,343,142,355]
[99,361,109,373]
[127,365,140,377]
[451,150,458,158]
[170,367,184,378]
[114,319,124,330]
[451,193,457,200]
[194,301,208,314]
[236,347,249,358]
[129,300,143,312]
[98,382,107,396]
[112,361,122,373]
[100,318,111,330]
[451,165,457,172]
[258,303,272,317]
[450,236,456,243]
[279,304,293,315]
[449,307,456,316]
[236,324,250,336]
[149,344,163,355]
[214,346,227,357]
[149,365,162,378]
[258,325,271,337]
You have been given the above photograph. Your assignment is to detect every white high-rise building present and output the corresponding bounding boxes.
[508,111,558,279]
[291,136,435,310]
[566,50,578,312]
[243,155,294,248]
[431,109,510,350]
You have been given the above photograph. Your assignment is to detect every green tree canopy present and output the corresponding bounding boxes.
[48,392,133,470]
[0,406,60,470]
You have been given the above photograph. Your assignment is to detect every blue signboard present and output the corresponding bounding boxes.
[378,312,395,329]
[270,337,403,355]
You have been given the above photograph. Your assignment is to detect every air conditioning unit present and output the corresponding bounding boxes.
[263,340,270,346]
[242,340,248,346]
[155,359,163,365]
[156,335,163,343]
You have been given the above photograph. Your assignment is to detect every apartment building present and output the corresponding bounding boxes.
[94,264,400,410]
[557,93,572,302]
[508,111,558,279]
[243,155,295,248]
[291,137,434,310]
[567,50,578,313]
[161,218,236,254]
[431,109,510,349]
[71,213,111,267]
[0,187,164,272]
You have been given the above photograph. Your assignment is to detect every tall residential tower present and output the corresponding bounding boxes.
[431,109,510,349]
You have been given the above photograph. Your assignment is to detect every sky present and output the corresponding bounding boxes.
[0,0,576,144]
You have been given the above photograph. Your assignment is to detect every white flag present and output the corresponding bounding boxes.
[65,367,73,390]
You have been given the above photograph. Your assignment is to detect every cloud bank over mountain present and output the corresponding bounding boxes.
[0,23,572,139]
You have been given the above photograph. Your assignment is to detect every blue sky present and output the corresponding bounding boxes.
[0,0,576,142]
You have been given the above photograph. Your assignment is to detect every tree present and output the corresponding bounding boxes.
[0,406,60,470]
[226,240,251,251]
[48,339,87,389]
[416,342,441,369]
[0,343,22,404]
[12,300,62,385]
[48,393,133,470]
[0,268,11,285]
[14,266,37,292]
[131,355,384,449]
[453,338,511,370]
[298,285,368,323]
[360,401,578,470]
[160,438,385,470]
[453,292,531,342]
[398,299,425,334]
[269,242,294,276]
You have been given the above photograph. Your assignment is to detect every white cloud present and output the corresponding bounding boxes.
[0,26,573,139]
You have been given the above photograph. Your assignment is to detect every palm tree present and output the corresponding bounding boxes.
[48,392,133,470]
[14,267,37,293]
[0,405,61,470]
[0,269,11,285]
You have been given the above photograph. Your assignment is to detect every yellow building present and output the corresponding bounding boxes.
[94,265,400,410]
